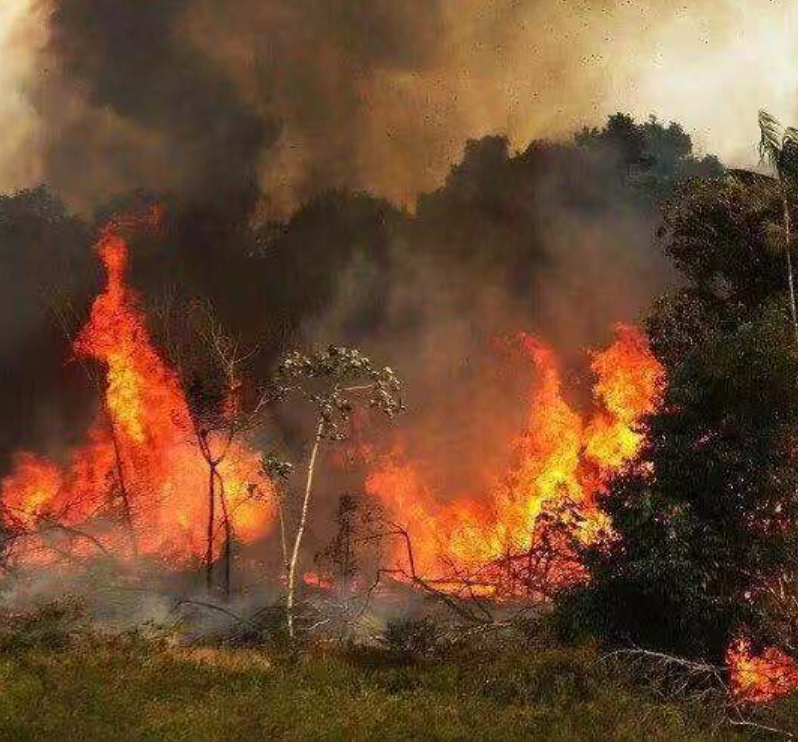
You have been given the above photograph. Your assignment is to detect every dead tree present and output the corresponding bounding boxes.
[155,297,270,597]
[272,346,403,639]
[316,494,362,588]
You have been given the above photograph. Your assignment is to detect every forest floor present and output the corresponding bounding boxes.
[1,607,791,742]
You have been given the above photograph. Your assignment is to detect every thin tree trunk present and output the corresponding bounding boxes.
[342,515,352,588]
[785,247,798,342]
[276,496,289,581]
[108,417,138,558]
[784,195,798,347]
[205,462,216,593]
[217,471,232,601]
[286,420,324,640]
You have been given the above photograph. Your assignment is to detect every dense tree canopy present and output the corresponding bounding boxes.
[570,169,798,659]
[0,113,720,477]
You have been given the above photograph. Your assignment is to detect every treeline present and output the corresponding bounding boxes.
[0,113,720,465]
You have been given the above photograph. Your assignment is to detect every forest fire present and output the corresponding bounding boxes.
[0,215,274,568]
[0,213,666,600]
[366,325,664,597]
[7,0,798,730]
[9,213,789,711]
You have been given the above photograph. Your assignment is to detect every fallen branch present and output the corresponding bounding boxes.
[601,645,795,740]
[171,598,255,629]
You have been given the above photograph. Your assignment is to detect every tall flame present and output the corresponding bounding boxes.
[1,215,274,566]
[366,324,664,595]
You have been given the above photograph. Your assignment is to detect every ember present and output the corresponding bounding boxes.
[727,638,798,704]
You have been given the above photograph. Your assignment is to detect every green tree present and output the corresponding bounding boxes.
[566,165,798,660]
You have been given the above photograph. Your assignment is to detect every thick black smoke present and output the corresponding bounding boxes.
[30,0,726,217]
[35,0,277,212]
[28,0,454,213]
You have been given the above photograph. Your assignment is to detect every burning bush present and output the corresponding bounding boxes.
[364,325,663,600]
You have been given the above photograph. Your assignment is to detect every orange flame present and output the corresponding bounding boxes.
[366,324,664,595]
[727,638,798,704]
[1,215,273,567]
[585,324,664,473]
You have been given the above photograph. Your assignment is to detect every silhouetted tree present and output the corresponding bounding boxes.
[758,110,798,345]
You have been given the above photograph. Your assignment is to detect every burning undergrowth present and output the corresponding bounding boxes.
[0,1,796,731]
[0,212,274,572]
[0,200,650,593]
[362,326,664,599]
[0,210,663,597]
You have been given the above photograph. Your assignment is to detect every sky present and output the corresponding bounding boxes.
[0,0,43,192]
[0,0,797,210]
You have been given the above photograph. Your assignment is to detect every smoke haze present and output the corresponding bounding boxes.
[0,0,764,593]
[0,0,796,212]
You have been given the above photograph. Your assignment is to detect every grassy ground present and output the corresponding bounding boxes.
[0,619,784,742]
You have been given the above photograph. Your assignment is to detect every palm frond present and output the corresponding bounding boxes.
[759,109,784,172]
[781,127,798,186]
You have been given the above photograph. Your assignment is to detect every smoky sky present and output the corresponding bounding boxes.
[3,0,793,214]
[25,0,453,212]
[33,0,277,213]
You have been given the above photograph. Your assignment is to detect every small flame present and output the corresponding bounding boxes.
[727,638,798,704]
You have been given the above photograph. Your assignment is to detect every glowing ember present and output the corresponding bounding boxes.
[0,215,274,567]
[727,638,798,704]
[367,324,664,596]
[302,571,335,589]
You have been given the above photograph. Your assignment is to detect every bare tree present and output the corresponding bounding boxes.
[315,494,363,589]
[155,297,270,597]
[272,346,403,639]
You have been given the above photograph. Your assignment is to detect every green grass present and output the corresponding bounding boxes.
[0,629,773,742]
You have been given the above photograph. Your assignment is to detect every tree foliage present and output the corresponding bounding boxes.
[576,113,723,202]
[567,164,798,659]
